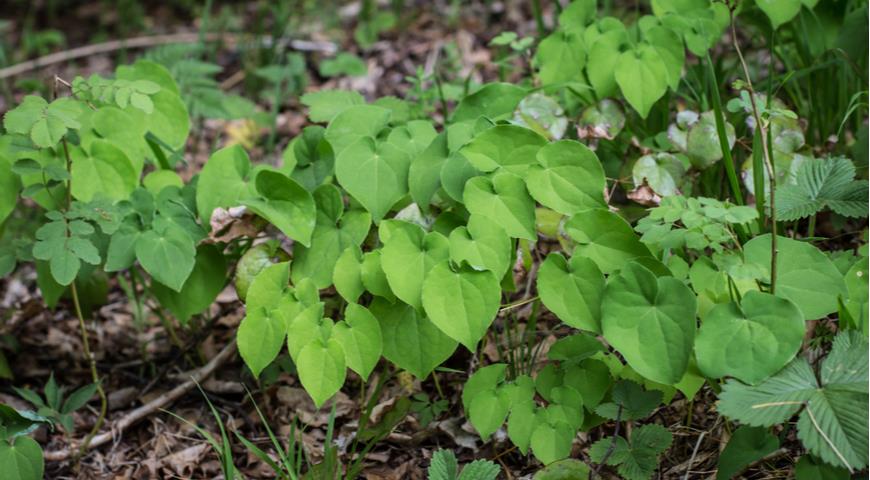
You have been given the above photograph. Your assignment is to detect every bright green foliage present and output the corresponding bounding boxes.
[447,215,512,279]
[589,424,673,480]
[565,209,651,274]
[380,221,450,310]
[602,262,697,385]
[151,244,226,324]
[300,90,366,123]
[332,303,382,381]
[532,459,590,480]
[319,53,368,78]
[71,74,161,113]
[241,170,316,246]
[32,211,101,286]
[70,140,137,202]
[196,145,256,224]
[451,83,526,122]
[843,257,868,333]
[534,29,585,86]
[427,449,500,480]
[512,93,568,140]
[668,111,736,169]
[744,235,847,320]
[297,337,347,408]
[636,196,757,253]
[756,0,802,29]
[615,46,669,119]
[526,140,606,214]
[716,426,780,480]
[537,253,604,332]
[237,262,293,378]
[135,223,196,292]
[464,171,536,241]
[324,104,391,155]
[0,436,44,480]
[459,125,546,174]
[370,299,457,379]
[233,242,282,302]
[695,291,804,384]
[718,331,868,471]
[776,157,869,221]
[335,137,409,223]
[3,96,82,148]
[422,262,501,351]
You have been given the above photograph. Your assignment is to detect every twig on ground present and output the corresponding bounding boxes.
[43,340,237,462]
[0,33,336,80]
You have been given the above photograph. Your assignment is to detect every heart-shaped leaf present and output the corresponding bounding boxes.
[422,261,501,351]
[464,171,537,241]
[448,215,512,279]
[527,140,606,215]
[335,137,410,223]
[297,337,346,408]
[380,220,450,310]
[695,291,804,384]
[537,253,605,332]
[602,262,697,385]
[565,209,651,274]
[332,303,382,381]
[370,298,458,379]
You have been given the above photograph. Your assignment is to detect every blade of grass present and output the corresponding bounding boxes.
[705,53,744,207]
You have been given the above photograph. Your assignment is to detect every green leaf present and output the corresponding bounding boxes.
[291,186,371,288]
[776,157,868,221]
[143,169,183,196]
[4,96,82,148]
[333,247,365,303]
[448,215,512,279]
[332,303,382,381]
[0,436,44,480]
[744,234,847,320]
[242,170,316,246]
[459,125,547,174]
[565,209,652,274]
[428,449,460,480]
[0,155,20,225]
[615,45,668,118]
[530,421,574,465]
[756,0,801,29]
[508,401,538,454]
[195,145,255,224]
[457,459,501,480]
[526,140,606,215]
[843,257,868,333]
[335,137,410,223]
[380,221,450,310]
[602,262,697,385]
[586,29,628,99]
[696,290,804,384]
[532,459,590,480]
[534,29,586,86]
[464,171,536,241]
[632,152,686,197]
[440,151,482,202]
[794,456,850,480]
[422,261,501,351]
[462,364,507,412]
[318,53,368,78]
[70,140,137,202]
[452,83,526,123]
[134,224,196,292]
[589,424,672,480]
[324,104,391,155]
[300,90,366,123]
[297,337,347,408]
[537,253,604,332]
[151,244,226,324]
[469,388,510,439]
[387,120,438,158]
[370,298,458,379]
[718,331,869,471]
[361,250,395,300]
[595,380,662,421]
[409,132,449,211]
[716,426,779,480]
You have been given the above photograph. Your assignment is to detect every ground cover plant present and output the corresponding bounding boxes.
[0,0,867,478]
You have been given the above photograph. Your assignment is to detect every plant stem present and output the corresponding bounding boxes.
[531,0,546,37]
[60,135,108,458]
[590,405,622,479]
[728,2,778,293]
[808,214,816,238]
[70,282,108,457]
[705,54,745,207]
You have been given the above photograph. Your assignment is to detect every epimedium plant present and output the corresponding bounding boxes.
[0,0,867,478]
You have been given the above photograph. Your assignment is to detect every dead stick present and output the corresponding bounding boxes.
[0,33,336,80]
[44,340,237,462]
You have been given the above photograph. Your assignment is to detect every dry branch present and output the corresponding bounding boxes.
[44,340,237,462]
